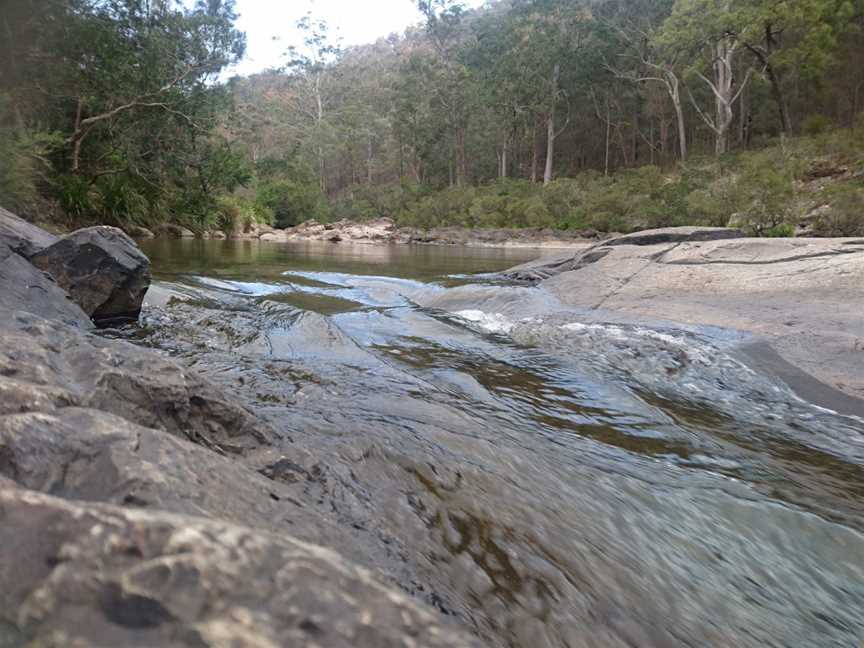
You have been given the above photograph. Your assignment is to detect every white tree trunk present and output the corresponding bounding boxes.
[543,63,560,186]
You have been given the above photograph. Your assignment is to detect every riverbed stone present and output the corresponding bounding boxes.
[126,225,155,239]
[153,223,195,238]
[30,226,151,326]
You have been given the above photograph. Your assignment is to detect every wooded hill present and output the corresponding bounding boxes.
[2,0,863,236]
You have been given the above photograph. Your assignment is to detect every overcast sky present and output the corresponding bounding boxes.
[226,0,484,77]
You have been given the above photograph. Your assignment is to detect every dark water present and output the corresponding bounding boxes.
[136,239,864,648]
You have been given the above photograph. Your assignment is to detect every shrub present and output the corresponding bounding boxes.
[256,179,323,228]
[94,175,150,226]
[214,195,274,233]
[813,183,864,236]
[801,114,833,136]
[57,174,95,219]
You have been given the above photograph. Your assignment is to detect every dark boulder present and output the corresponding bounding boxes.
[30,226,151,326]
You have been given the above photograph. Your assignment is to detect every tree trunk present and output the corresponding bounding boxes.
[543,63,560,186]
[530,120,540,183]
[366,133,373,185]
[670,79,687,161]
[713,41,732,155]
[764,59,790,133]
[604,101,611,176]
[314,72,326,193]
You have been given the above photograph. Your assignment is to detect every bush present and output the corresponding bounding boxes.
[256,180,323,228]
[94,175,150,226]
[0,117,61,216]
[813,183,864,236]
[801,114,833,136]
[57,174,94,219]
[214,195,274,233]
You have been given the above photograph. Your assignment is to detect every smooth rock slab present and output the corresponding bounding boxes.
[0,486,478,648]
[601,226,745,247]
[0,207,58,257]
[30,226,151,326]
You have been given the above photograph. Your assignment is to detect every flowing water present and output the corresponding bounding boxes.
[131,239,864,647]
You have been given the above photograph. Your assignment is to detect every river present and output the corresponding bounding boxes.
[131,239,864,648]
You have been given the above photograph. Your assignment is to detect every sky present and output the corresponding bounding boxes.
[226,0,484,77]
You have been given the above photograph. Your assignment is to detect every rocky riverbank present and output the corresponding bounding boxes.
[0,207,477,647]
[131,216,597,248]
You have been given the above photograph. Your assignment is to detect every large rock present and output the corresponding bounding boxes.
[503,226,746,282]
[601,225,745,247]
[0,486,478,648]
[0,206,58,257]
[536,237,864,401]
[30,226,151,326]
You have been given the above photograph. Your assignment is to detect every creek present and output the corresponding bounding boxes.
[129,239,864,648]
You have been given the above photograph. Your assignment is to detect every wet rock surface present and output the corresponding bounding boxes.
[503,231,864,400]
[0,210,477,647]
[5,211,864,648]
[128,250,864,647]
[30,226,151,326]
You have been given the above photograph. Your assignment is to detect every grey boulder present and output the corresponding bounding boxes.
[30,226,151,326]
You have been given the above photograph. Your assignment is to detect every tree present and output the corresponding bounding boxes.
[661,0,752,155]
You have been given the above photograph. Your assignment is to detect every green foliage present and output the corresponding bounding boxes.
[813,182,864,236]
[802,114,833,135]
[256,180,323,228]
[215,195,272,233]
[0,128,42,215]
[57,175,93,220]
[1,0,246,228]
[93,175,150,226]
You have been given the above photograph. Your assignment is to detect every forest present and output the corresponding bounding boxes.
[2,0,863,236]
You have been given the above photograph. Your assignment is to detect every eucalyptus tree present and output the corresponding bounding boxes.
[660,0,753,155]
[282,14,343,193]
[416,0,477,186]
